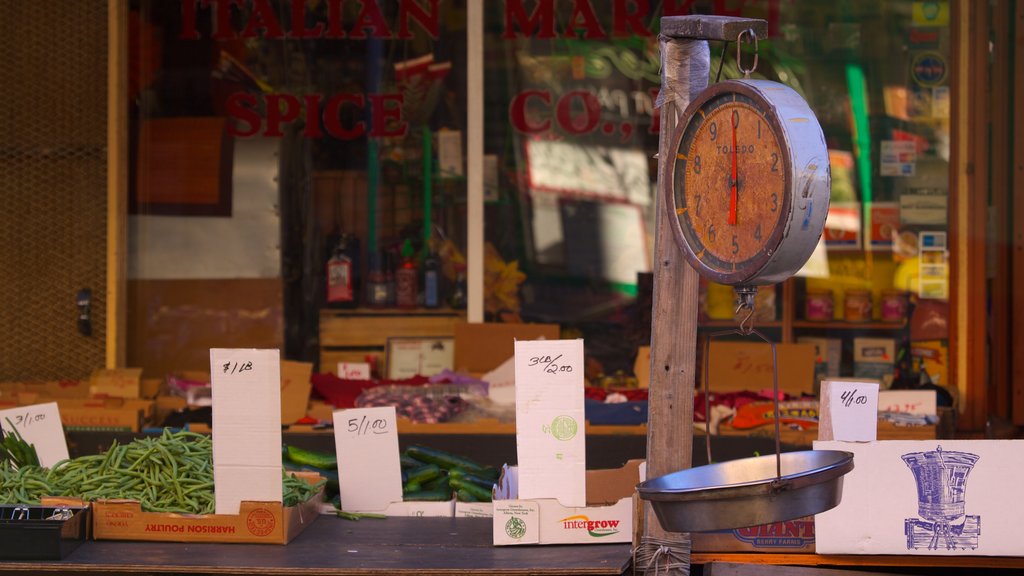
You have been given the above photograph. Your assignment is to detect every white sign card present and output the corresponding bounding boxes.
[337,362,372,380]
[333,406,403,513]
[210,348,283,514]
[819,380,879,442]
[814,440,1024,556]
[514,338,586,507]
[0,402,68,467]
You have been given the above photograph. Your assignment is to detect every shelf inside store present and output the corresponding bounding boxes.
[792,320,907,330]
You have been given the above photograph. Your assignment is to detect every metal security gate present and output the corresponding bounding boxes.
[0,2,110,380]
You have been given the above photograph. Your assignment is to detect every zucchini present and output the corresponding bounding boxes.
[284,444,337,469]
[404,445,485,473]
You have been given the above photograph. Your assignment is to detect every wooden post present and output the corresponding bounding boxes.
[638,16,767,576]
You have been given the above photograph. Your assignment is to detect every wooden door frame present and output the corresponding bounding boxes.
[951,0,991,432]
[107,0,128,368]
[1013,1,1024,426]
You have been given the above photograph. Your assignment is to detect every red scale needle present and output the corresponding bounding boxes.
[728,118,738,226]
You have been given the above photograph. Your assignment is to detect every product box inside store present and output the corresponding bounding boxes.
[814,440,1024,556]
[91,473,324,544]
[492,459,642,545]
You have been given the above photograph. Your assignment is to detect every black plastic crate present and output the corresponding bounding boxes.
[0,504,90,560]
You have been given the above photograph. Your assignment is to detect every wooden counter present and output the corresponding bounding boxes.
[0,516,632,575]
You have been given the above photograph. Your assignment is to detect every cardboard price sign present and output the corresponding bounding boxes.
[0,402,69,467]
[210,348,283,515]
[819,380,879,442]
[332,406,402,513]
[514,338,586,507]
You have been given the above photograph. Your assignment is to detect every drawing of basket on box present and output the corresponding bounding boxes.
[902,446,980,551]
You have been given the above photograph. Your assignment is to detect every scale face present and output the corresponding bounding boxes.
[664,79,830,287]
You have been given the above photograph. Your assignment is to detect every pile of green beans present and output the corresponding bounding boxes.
[0,429,324,514]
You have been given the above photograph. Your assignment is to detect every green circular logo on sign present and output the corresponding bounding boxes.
[550,415,578,441]
[505,516,527,539]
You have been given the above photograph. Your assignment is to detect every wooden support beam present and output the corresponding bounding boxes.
[639,15,767,576]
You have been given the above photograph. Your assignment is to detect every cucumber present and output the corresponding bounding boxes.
[423,475,450,492]
[405,464,441,485]
[400,453,425,469]
[448,468,495,491]
[449,477,492,502]
[456,488,478,502]
[403,489,453,502]
[404,445,485,473]
[284,444,337,469]
[403,480,422,494]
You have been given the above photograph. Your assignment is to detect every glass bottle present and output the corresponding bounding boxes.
[422,249,442,309]
[395,239,419,309]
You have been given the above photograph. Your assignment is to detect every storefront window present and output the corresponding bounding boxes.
[128,1,468,375]
[483,1,955,399]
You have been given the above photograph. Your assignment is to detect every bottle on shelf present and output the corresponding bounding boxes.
[422,248,442,309]
[364,251,390,309]
[325,233,360,309]
[395,239,419,309]
[448,263,467,310]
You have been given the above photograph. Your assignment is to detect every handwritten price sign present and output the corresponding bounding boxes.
[825,380,879,442]
[0,402,68,467]
[527,354,573,374]
[333,406,402,512]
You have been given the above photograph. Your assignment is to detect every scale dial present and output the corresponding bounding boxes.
[664,79,830,286]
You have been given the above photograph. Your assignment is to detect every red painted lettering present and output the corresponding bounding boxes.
[323,93,367,139]
[613,0,652,37]
[226,93,262,137]
[265,93,302,137]
[509,90,552,133]
[504,0,557,39]
[289,0,325,38]
[369,93,407,137]
[398,0,440,38]
[555,90,601,135]
[349,0,392,39]
[565,0,605,39]
[243,0,286,38]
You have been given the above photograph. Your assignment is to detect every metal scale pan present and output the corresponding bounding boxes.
[637,319,854,533]
[638,448,853,533]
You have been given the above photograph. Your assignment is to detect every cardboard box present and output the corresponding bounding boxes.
[92,495,321,544]
[89,368,144,399]
[815,440,1024,555]
[4,396,153,432]
[280,360,313,424]
[453,322,560,374]
[707,342,816,396]
[691,516,816,553]
[492,459,641,545]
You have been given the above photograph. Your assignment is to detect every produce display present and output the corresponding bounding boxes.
[280,442,497,512]
[401,445,496,503]
[0,429,324,514]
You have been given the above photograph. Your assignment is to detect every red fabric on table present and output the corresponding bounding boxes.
[311,373,429,409]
